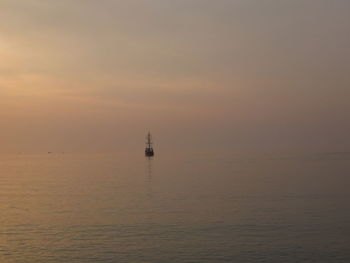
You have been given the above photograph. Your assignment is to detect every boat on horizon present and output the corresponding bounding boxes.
[145,132,154,157]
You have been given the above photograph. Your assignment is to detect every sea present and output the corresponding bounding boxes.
[0,152,349,262]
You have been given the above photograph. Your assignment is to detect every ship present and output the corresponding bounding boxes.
[145,132,154,157]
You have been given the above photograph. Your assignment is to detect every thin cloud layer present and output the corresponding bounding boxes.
[0,0,349,153]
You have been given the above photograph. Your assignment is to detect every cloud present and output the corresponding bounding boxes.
[0,0,350,152]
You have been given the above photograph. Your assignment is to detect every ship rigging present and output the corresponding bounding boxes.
[145,132,154,157]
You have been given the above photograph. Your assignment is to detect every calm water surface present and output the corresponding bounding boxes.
[0,152,349,262]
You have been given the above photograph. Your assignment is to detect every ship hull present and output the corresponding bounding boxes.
[145,132,154,156]
[145,148,154,157]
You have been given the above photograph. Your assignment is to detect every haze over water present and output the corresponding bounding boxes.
[0,152,349,262]
[1,0,350,262]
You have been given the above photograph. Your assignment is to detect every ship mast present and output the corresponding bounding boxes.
[145,132,154,156]
[146,132,152,148]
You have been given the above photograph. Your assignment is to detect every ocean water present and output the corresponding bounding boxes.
[0,152,349,262]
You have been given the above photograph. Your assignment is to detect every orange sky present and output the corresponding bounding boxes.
[1,0,349,154]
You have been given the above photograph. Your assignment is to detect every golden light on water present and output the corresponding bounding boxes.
[1,2,350,262]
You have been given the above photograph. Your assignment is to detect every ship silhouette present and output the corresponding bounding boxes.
[145,132,154,157]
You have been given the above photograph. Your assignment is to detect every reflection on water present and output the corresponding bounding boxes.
[0,152,349,262]
[145,156,153,183]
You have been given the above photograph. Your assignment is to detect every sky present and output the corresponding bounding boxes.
[0,0,349,154]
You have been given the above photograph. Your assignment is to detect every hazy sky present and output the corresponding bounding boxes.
[1,0,349,154]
